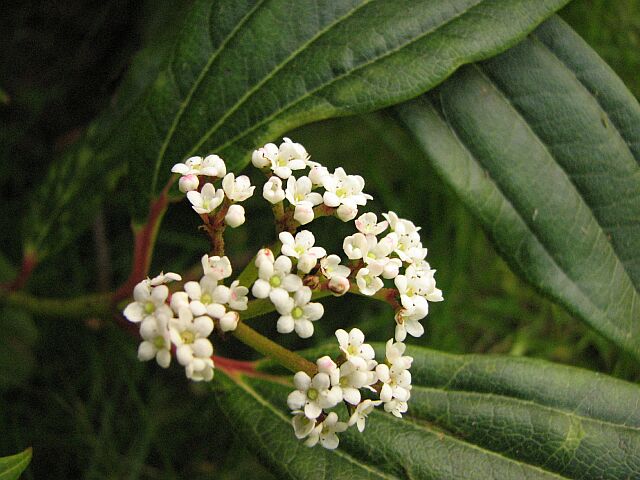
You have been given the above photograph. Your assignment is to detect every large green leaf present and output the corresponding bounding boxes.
[214,344,640,479]
[395,16,640,359]
[0,448,32,480]
[24,0,570,261]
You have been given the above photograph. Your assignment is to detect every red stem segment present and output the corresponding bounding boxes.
[113,183,172,302]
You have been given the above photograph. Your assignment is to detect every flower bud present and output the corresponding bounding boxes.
[179,174,199,193]
[297,253,317,274]
[294,203,314,225]
[308,166,329,185]
[251,148,271,168]
[263,176,285,204]
[255,248,274,268]
[219,311,240,332]
[225,204,245,228]
[336,204,357,222]
[328,275,350,296]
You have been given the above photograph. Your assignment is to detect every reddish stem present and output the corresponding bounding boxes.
[113,183,172,302]
[5,251,38,291]
[213,356,258,375]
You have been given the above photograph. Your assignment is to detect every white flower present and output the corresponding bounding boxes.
[169,307,215,382]
[292,411,316,440]
[222,173,254,202]
[276,286,324,338]
[320,255,351,279]
[304,412,348,449]
[335,328,375,367]
[348,399,382,432]
[322,168,372,212]
[376,339,413,416]
[383,399,408,418]
[228,280,248,311]
[171,154,226,177]
[123,279,172,324]
[137,314,172,368]
[255,138,309,178]
[279,230,326,274]
[343,233,368,260]
[287,367,342,419]
[149,271,182,286]
[285,176,323,225]
[251,255,303,310]
[262,176,286,204]
[171,156,202,175]
[225,204,245,228]
[183,276,229,318]
[355,212,388,236]
[201,254,233,281]
[251,143,276,168]
[355,263,384,296]
[394,302,428,342]
[178,174,199,193]
[187,183,224,214]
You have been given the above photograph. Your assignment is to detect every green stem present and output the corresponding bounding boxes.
[0,289,113,318]
[232,322,316,376]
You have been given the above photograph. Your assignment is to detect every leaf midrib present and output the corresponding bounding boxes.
[228,374,400,480]
[193,0,486,159]
[468,62,640,332]
[151,0,269,194]
[411,385,640,433]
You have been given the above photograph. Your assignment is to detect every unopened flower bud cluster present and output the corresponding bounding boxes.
[123,137,442,449]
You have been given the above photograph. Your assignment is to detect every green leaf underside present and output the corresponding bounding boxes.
[216,344,640,480]
[0,448,32,480]
[25,0,570,258]
[395,16,640,359]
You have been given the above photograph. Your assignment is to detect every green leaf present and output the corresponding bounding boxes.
[215,345,640,479]
[25,0,570,261]
[0,448,32,480]
[394,16,640,359]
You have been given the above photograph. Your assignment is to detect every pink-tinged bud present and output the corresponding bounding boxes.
[219,311,240,332]
[308,166,329,185]
[179,174,199,193]
[336,204,357,222]
[255,248,274,268]
[225,204,245,228]
[328,275,350,296]
[316,355,337,373]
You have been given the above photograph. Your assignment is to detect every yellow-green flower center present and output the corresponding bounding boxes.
[292,306,304,319]
[144,301,155,314]
[269,275,282,288]
[307,388,319,400]
[153,336,166,350]
[201,293,212,305]
[180,331,195,344]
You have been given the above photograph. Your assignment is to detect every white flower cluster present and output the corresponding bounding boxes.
[344,211,444,341]
[123,254,248,381]
[289,328,413,449]
[172,154,254,228]
[252,137,372,224]
[122,138,443,449]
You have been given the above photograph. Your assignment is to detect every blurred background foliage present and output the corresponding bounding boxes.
[0,0,638,478]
